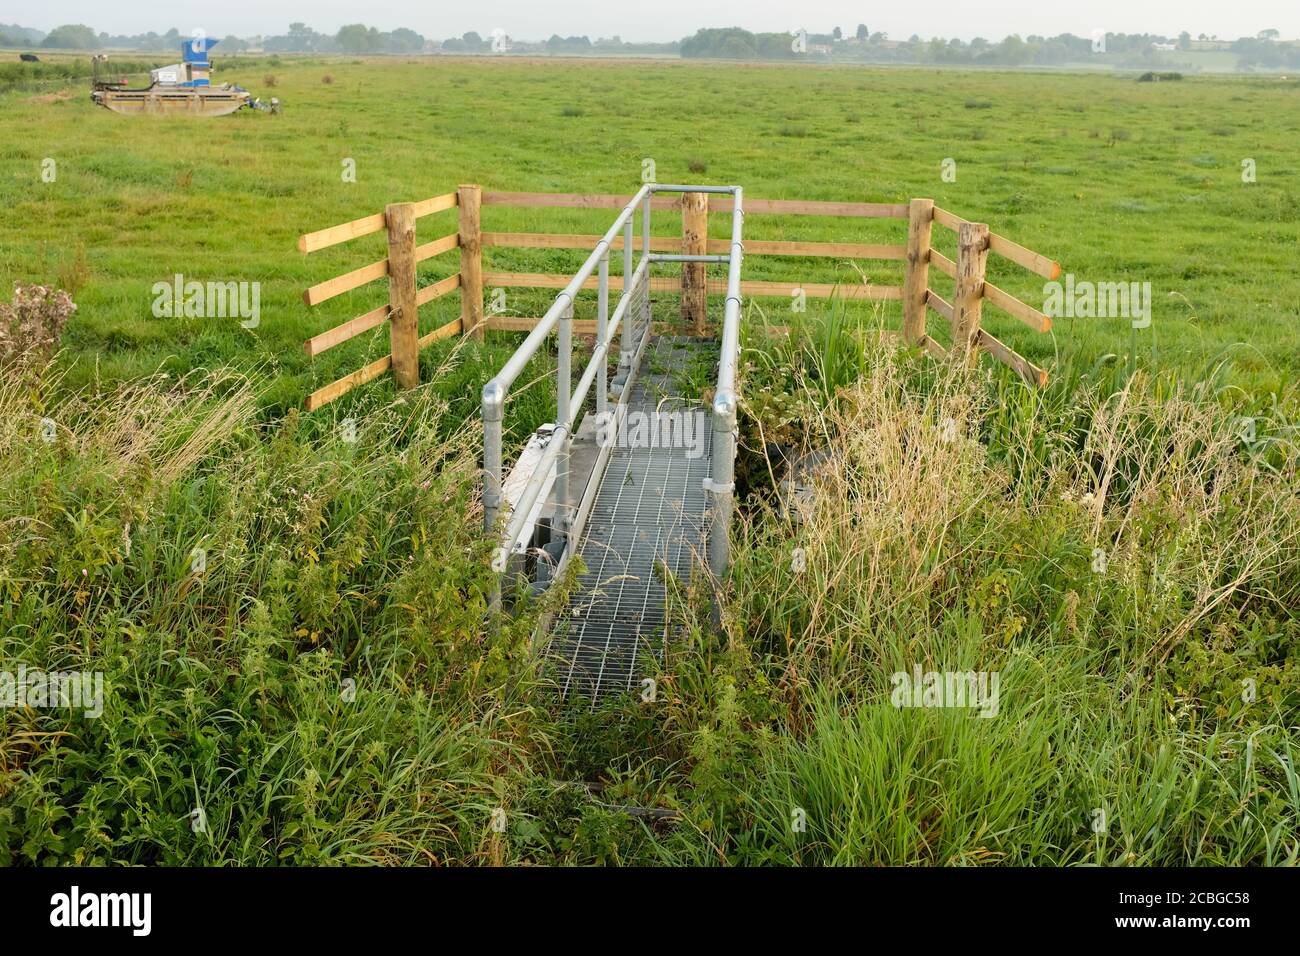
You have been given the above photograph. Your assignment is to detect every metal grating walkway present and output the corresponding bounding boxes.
[550,335,717,704]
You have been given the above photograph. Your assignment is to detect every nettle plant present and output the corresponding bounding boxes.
[0,283,76,370]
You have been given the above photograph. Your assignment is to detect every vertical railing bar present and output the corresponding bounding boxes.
[483,381,504,613]
[642,191,652,335]
[597,251,609,416]
[621,217,634,369]
[642,190,652,262]
[554,299,572,545]
[707,187,744,583]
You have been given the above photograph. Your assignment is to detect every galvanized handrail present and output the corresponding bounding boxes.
[482,185,651,552]
[708,187,744,578]
[483,182,743,602]
[492,254,650,561]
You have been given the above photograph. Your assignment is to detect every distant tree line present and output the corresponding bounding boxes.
[8,21,680,56]
[681,28,818,59]
[0,22,45,45]
[1229,34,1300,68]
[677,25,1300,70]
[9,20,1298,70]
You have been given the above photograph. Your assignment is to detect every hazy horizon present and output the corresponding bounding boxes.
[11,0,1300,45]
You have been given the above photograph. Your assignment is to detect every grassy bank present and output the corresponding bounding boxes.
[0,359,557,864]
[685,330,1300,864]
[3,315,1296,863]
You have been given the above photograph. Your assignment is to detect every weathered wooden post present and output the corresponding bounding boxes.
[681,191,708,334]
[385,202,419,389]
[951,220,990,362]
[458,183,484,341]
[902,198,934,347]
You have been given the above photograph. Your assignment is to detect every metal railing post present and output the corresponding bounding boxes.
[621,217,634,369]
[708,395,737,579]
[707,187,744,582]
[597,250,609,416]
[642,192,652,331]
[482,397,504,535]
[481,380,505,611]
[554,300,572,544]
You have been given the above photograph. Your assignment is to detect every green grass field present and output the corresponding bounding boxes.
[3,56,1299,405]
[1,56,1298,867]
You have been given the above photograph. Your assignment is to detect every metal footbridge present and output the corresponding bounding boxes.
[481,184,743,704]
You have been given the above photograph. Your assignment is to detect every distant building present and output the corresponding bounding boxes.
[1151,42,1177,52]
[808,43,833,55]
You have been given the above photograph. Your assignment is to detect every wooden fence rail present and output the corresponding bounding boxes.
[297,189,473,410]
[296,185,1060,409]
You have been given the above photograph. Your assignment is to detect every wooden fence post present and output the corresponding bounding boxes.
[681,191,708,334]
[386,202,419,389]
[458,183,484,341]
[951,220,989,363]
[902,198,934,346]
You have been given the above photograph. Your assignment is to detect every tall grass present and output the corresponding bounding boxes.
[642,325,1300,865]
[3,315,1297,865]
[0,58,165,93]
[0,364,545,864]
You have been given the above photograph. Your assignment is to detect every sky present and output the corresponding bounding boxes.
[11,0,1300,44]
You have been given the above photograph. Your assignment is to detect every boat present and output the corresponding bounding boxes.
[91,38,251,117]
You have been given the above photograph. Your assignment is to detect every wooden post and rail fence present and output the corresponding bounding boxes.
[296,185,1060,411]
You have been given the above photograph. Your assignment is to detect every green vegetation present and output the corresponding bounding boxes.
[678,27,1300,72]
[3,57,1297,405]
[0,55,169,93]
[0,368,550,864]
[711,337,1299,864]
[0,56,1297,865]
